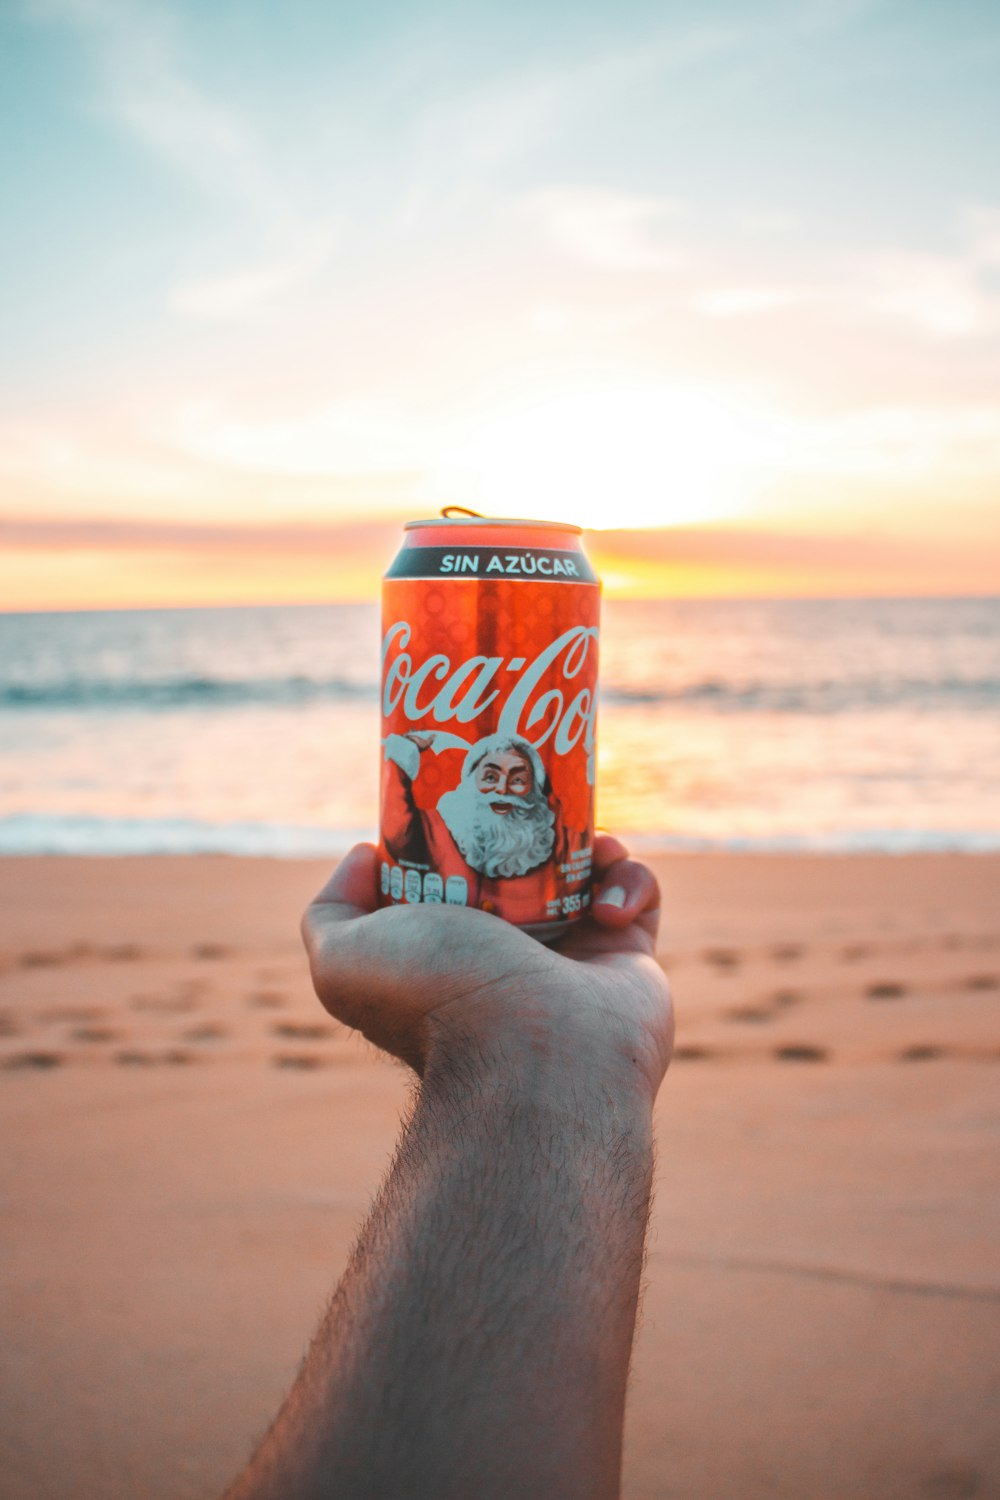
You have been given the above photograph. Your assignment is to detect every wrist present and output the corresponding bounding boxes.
[421,990,659,1121]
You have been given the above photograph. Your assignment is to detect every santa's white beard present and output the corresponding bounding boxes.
[437,782,556,878]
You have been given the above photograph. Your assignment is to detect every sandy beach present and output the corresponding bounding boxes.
[2,852,998,1500]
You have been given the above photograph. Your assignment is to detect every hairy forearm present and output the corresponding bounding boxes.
[227,1027,655,1500]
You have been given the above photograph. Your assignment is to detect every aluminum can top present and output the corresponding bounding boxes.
[404,514,582,534]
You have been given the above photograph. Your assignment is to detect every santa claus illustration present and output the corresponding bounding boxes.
[381,729,580,922]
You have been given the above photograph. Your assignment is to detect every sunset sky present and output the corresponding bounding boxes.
[2,0,999,606]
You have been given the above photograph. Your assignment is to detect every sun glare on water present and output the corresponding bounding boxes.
[433,384,780,530]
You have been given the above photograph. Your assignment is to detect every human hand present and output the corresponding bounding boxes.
[301,836,673,1103]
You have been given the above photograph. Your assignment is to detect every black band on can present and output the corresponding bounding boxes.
[386,545,598,583]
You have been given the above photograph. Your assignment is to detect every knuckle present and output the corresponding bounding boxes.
[299,907,321,957]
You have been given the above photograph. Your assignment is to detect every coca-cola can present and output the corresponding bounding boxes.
[378,511,600,941]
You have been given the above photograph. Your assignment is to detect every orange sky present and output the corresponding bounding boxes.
[2,502,997,611]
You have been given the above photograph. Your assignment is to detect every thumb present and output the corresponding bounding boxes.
[302,843,379,943]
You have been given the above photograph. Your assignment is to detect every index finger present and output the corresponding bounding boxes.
[591,854,661,933]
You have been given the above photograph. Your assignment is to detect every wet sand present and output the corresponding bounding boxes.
[1,853,998,1499]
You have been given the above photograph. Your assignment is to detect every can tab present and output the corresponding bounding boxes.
[440,505,485,519]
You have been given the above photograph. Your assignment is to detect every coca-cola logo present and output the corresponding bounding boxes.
[382,620,598,759]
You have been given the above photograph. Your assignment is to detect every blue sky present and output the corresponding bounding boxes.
[1,0,999,600]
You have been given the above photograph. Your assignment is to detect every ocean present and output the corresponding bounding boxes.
[2,597,999,854]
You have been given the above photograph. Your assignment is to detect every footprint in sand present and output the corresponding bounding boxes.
[672,1044,717,1060]
[898,1044,947,1062]
[924,1463,983,1500]
[179,977,210,995]
[964,974,998,991]
[130,994,199,1014]
[40,1005,108,1024]
[101,944,143,963]
[866,980,908,1000]
[181,1023,228,1044]
[771,944,803,962]
[272,1053,327,1070]
[256,967,288,983]
[191,943,230,961]
[271,1021,335,1041]
[17,950,65,969]
[249,990,287,1009]
[703,948,741,970]
[4,1051,63,1069]
[773,1044,829,1062]
[71,1026,119,1043]
[115,1049,195,1066]
[726,990,802,1023]
[725,1006,774,1024]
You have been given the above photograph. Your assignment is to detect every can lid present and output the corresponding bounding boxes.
[406,507,582,535]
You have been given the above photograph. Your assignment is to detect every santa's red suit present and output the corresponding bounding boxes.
[381,738,582,926]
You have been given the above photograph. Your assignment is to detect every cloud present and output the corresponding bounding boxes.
[28,0,269,208]
[0,413,203,503]
[861,251,994,337]
[168,231,337,319]
[796,403,1000,478]
[529,187,689,272]
[586,513,1000,595]
[590,523,938,569]
[172,397,435,476]
[7,513,993,604]
[0,410,426,518]
[169,264,308,320]
[399,20,744,196]
[525,301,653,335]
[0,515,405,551]
[790,0,886,34]
[0,510,958,567]
[962,204,1000,265]
[689,202,1000,339]
[696,285,815,317]
[853,205,1000,338]
[27,0,336,314]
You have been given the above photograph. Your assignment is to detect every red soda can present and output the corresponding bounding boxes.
[378,511,600,941]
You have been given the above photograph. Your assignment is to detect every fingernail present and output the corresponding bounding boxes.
[596,884,627,908]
